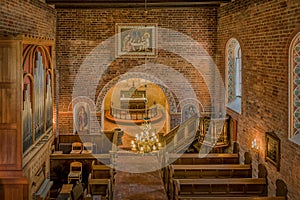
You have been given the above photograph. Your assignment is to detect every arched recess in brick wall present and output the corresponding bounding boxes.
[95,72,178,129]
[68,96,96,134]
[178,98,205,122]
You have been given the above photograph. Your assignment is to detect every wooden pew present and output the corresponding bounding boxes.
[177,197,286,200]
[163,153,240,193]
[167,164,252,199]
[167,153,240,165]
[170,164,252,179]
[177,178,288,200]
[91,164,113,179]
[88,178,112,200]
[173,178,267,200]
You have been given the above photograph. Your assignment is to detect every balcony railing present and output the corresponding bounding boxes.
[110,105,158,120]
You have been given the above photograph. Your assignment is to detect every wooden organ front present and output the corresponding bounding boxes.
[0,35,55,200]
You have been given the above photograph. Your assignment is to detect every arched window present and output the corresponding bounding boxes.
[289,32,300,145]
[226,38,242,114]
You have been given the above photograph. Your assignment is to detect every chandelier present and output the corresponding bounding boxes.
[131,119,162,153]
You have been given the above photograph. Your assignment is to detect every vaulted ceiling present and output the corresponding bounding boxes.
[46,0,232,8]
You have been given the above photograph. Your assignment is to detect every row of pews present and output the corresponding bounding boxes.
[87,159,114,199]
[163,152,287,200]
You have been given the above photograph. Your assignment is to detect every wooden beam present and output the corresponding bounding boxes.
[46,0,232,8]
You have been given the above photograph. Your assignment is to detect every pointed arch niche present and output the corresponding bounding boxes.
[289,31,300,145]
[225,38,242,114]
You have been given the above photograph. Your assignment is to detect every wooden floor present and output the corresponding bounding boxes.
[113,153,168,200]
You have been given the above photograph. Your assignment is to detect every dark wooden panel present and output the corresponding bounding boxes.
[0,43,18,82]
[178,197,286,200]
[0,88,17,124]
[168,153,240,165]
[0,130,18,167]
[0,177,28,200]
[174,178,267,197]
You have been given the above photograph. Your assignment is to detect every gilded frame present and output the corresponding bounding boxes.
[265,131,281,171]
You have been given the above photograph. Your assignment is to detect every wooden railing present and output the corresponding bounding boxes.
[162,115,230,154]
[162,116,199,154]
[110,105,157,120]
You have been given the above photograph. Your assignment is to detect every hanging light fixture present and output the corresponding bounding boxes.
[131,119,162,153]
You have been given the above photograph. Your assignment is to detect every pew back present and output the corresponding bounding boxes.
[170,164,252,179]
[168,153,239,165]
[177,197,286,200]
[91,165,113,179]
[174,178,267,198]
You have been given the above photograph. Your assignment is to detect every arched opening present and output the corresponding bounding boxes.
[102,78,169,148]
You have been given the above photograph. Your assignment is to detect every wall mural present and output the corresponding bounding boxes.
[74,103,90,134]
[182,104,199,122]
[22,44,53,153]
[116,23,157,57]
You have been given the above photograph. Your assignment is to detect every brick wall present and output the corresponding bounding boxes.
[217,0,300,199]
[56,8,218,133]
[1,0,56,38]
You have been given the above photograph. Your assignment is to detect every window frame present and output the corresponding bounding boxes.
[289,32,300,145]
[225,38,242,114]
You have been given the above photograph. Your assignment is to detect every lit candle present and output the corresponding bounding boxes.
[153,145,156,151]
[132,144,136,151]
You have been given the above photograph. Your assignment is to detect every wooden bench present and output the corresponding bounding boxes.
[167,164,252,197]
[177,197,286,200]
[88,178,111,199]
[163,153,241,192]
[167,153,240,165]
[170,164,252,179]
[91,164,113,179]
[174,178,267,200]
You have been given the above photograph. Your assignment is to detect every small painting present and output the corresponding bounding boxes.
[116,23,157,57]
[74,103,90,134]
[265,131,281,171]
[182,104,199,122]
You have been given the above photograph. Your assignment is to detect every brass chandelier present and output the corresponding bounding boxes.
[131,119,162,153]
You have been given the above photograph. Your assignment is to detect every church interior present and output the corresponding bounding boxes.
[0,0,300,199]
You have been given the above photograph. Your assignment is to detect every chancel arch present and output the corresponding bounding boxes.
[96,73,176,134]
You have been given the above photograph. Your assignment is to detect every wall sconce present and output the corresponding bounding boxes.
[251,138,259,152]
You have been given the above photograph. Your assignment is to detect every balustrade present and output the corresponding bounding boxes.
[110,105,158,120]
